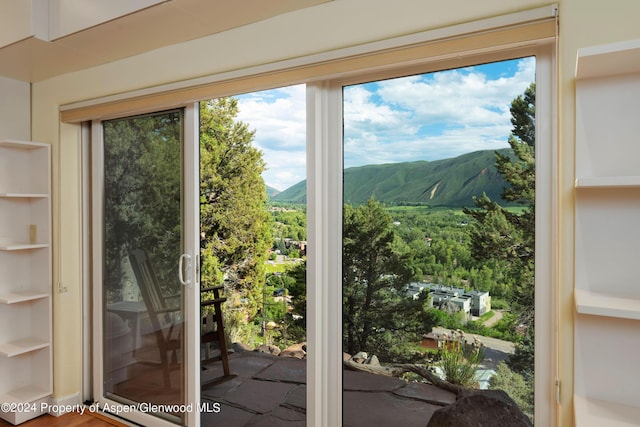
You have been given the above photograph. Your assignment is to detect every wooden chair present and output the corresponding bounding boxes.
[129,249,232,388]
[129,248,182,388]
[200,285,231,379]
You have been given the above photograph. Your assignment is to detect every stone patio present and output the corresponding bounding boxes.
[200,352,456,427]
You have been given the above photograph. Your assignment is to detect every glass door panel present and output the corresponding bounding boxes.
[102,109,188,424]
[342,58,537,424]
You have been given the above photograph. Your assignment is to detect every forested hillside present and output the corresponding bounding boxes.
[273,148,514,207]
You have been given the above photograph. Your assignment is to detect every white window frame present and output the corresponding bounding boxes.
[307,43,557,426]
[88,106,201,427]
[73,7,558,427]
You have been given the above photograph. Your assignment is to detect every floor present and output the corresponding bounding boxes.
[0,411,125,427]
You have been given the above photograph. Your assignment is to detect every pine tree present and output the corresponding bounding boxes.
[342,198,419,360]
[199,98,272,339]
[464,83,536,375]
[103,111,183,300]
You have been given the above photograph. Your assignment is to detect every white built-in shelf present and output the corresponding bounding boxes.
[0,291,49,305]
[575,176,640,189]
[0,338,49,358]
[575,289,640,321]
[0,386,51,405]
[0,139,48,150]
[0,192,48,198]
[574,395,640,427]
[0,139,51,424]
[0,243,49,251]
[576,38,640,80]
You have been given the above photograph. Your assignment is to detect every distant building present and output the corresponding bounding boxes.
[464,290,491,316]
[420,331,458,351]
[420,332,440,350]
[408,282,490,318]
[405,282,432,299]
[282,238,307,256]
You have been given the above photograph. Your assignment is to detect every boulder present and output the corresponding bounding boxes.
[351,351,368,363]
[280,342,307,359]
[426,389,532,427]
[365,355,380,366]
[254,344,281,356]
[231,342,252,353]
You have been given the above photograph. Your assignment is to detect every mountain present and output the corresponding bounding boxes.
[272,149,514,208]
[266,185,281,199]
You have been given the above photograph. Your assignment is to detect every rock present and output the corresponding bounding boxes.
[255,344,281,356]
[280,349,306,359]
[231,342,252,353]
[351,351,368,363]
[343,353,352,362]
[266,321,278,329]
[426,389,532,427]
[365,355,380,366]
[280,342,307,359]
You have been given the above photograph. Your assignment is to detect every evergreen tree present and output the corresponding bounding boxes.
[103,111,182,301]
[489,362,534,422]
[464,83,536,374]
[199,98,272,337]
[343,198,420,360]
[283,261,307,344]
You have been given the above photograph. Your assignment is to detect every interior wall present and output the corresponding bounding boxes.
[0,76,30,139]
[21,0,640,424]
[556,1,640,424]
[0,0,33,47]
[0,0,165,46]
[47,0,165,39]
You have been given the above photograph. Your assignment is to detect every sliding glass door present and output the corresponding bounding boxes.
[94,106,200,426]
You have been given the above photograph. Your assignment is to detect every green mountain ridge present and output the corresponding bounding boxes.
[272,148,514,207]
[266,185,281,198]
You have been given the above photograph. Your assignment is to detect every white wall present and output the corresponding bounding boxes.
[557,1,640,423]
[48,0,165,39]
[0,0,34,47]
[0,0,165,45]
[0,75,30,139]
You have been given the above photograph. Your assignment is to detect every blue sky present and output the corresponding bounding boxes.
[235,57,535,192]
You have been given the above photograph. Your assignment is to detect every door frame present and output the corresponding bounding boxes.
[89,103,201,427]
[322,42,557,425]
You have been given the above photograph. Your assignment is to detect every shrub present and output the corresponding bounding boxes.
[440,332,484,387]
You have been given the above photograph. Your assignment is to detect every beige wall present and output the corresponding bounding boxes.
[556,1,640,423]
[0,0,34,47]
[20,0,640,424]
[0,0,165,46]
[0,76,30,139]
[47,0,165,39]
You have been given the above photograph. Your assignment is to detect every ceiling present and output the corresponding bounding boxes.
[0,0,329,82]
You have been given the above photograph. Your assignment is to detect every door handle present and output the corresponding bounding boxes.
[179,253,192,286]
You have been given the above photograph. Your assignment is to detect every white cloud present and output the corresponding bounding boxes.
[236,85,306,191]
[236,57,536,190]
[344,57,536,168]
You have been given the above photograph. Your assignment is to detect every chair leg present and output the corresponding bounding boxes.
[215,310,231,377]
[156,331,172,389]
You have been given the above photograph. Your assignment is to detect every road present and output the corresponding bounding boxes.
[482,309,504,328]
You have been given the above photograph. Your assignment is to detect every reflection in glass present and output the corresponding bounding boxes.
[102,110,185,423]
